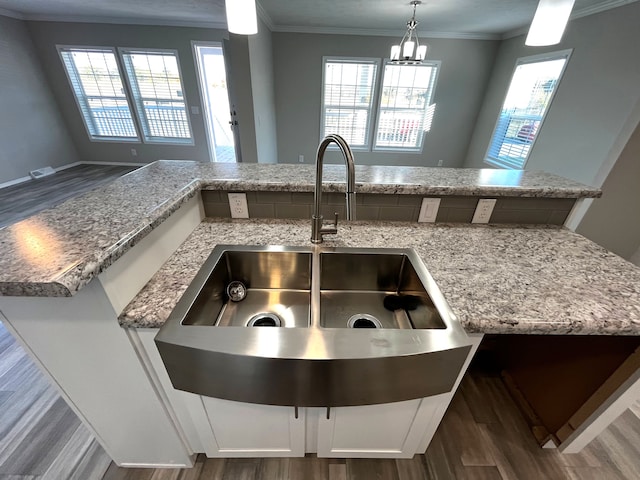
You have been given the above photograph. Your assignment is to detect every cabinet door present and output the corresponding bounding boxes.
[317,395,446,458]
[200,396,305,457]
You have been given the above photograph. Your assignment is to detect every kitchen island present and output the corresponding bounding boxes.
[0,161,638,466]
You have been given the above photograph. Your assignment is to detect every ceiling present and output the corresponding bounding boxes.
[0,0,636,38]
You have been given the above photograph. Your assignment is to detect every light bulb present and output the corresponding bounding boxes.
[403,41,415,58]
[416,45,427,60]
[526,0,575,46]
[226,0,258,35]
[391,45,401,60]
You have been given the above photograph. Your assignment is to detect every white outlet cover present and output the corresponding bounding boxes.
[472,198,497,224]
[228,193,249,219]
[418,198,441,223]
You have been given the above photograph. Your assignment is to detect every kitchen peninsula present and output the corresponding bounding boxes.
[0,161,638,467]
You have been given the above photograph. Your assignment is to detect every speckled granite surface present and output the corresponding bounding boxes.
[119,219,640,335]
[0,160,601,297]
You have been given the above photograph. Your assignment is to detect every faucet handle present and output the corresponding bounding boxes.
[332,212,339,228]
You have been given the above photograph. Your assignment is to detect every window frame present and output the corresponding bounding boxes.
[484,49,572,169]
[320,56,382,152]
[118,47,194,145]
[372,59,441,153]
[57,45,141,143]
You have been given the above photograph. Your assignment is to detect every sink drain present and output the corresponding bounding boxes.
[347,314,382,329]
[247,313,282,327]
[226,281,247,302]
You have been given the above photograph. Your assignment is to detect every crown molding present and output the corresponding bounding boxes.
[502,26,528,40]
[20,13,227,30]
[0,7,25,20]
[502,0,637,40]
[271,25,500,41]
[256,1,275,31]
[571,0,637,19]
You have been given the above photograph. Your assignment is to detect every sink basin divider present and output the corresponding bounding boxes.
[310,247,322,329]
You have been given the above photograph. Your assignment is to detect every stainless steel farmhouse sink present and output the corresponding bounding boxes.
[319,250,446,330]
[156,245,472,407]
[180,249,312,328]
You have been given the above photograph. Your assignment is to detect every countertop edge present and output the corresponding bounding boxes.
[0,164,602,298]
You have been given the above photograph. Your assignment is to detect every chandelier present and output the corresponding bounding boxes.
[390,1,427,64]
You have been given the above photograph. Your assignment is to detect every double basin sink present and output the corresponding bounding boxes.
[156,245,472,407]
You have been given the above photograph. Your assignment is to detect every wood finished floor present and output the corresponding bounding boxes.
[0,321,112,480]
[0,164,138,229]
[1,166,639,479]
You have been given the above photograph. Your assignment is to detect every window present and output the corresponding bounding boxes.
[321,57,439,152]
[374,62,438,151]
[485,50,571,169]
[121,49,193,143]
[58,47,138,141]
[321,58,379,149]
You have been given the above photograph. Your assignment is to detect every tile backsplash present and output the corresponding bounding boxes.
[201,190,575,226]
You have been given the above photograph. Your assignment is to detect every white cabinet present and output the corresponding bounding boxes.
[133,330,483,459]
[133,329,305,458]
[316,395,447,458]
[198,397,305,457]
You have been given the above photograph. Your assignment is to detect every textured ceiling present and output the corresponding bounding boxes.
[0,0,635,36]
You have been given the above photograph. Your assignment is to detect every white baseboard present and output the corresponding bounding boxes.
[0,175,31,190]
[79,161,147,167]
[54,161,83,171]
[0,161,147,190]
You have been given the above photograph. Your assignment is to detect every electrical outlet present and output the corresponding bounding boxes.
[298,154,304,163]
[437,159,444,167]
[130,148,137,157]
[472,199,496,224]
[418,198,441,223]
[228,193,249,218]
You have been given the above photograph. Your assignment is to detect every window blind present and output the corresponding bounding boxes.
[59,47,137,140]
[486,54,569,169]
[374,62,438,151]
[322,59,379,148]
[121,50,192,143]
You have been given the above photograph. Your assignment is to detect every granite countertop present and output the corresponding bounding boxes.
[0,161,601,298]
[120,219,640,336]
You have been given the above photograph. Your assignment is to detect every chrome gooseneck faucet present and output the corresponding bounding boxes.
[311,134,356,244]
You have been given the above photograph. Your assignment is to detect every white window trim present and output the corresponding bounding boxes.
[372,58,441,154]
[118,47,195,146]
[57,45,141,143]
[484,49,573,169]
[320,56,382,152]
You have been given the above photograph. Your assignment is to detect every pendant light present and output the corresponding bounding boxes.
[391,1,427,64]
[225,0,258,35]
[526,0,575,46]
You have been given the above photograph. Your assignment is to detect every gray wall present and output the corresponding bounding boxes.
[576,117,640,260]
[248,18,278,164]
[0,15,78,184]
[272,33,498,167]
[463,2,640,188]
[25,21,258,164]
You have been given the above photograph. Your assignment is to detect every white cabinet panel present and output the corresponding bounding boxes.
[200,397,305,457]
[317,395,446,458]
